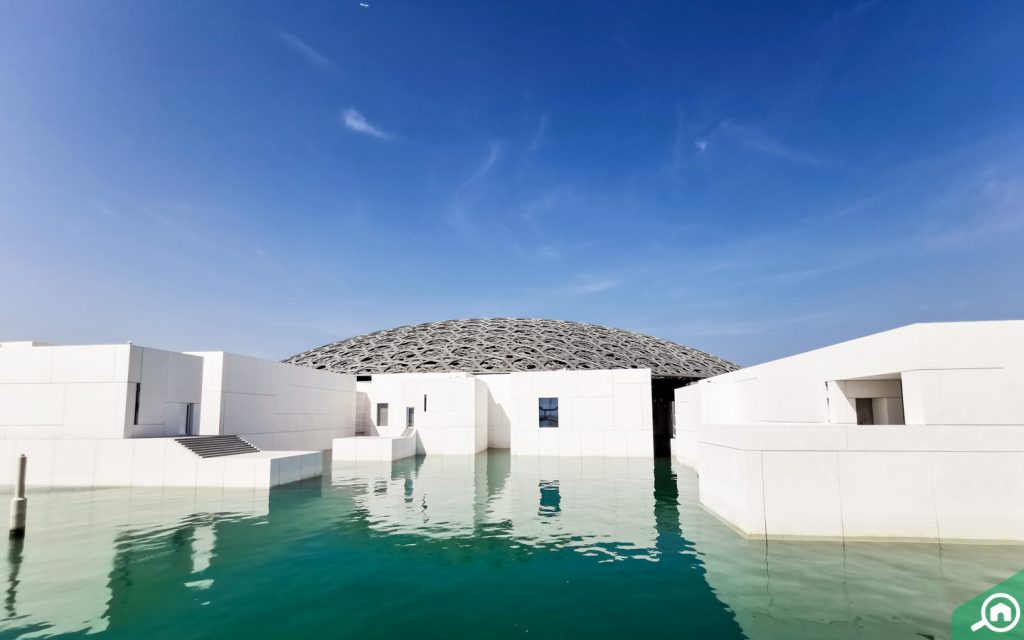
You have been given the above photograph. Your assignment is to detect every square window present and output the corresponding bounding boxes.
[539,397,559,428]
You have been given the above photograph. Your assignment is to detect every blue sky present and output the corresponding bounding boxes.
[2,1,1023,365]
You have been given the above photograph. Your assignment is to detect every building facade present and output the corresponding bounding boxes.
[673,320,1024,542]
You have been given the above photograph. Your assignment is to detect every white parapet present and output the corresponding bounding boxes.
[332,436,416,462]
[0,439,324,489]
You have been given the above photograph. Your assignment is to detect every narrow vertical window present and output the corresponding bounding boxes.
[133,382,141,425]
[185,403,195,436]
[376,403,389,426]
[538,397,559,428]
[423,394,427,412]
[855,398,874,425]
[406,407,415,428]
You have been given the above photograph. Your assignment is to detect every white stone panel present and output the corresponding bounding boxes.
[762,451,844,538]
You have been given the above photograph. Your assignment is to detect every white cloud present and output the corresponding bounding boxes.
[341,108,392,140]
[277,31,332,69]
[528,114,548,152]
[694,138,708,152]
[455,142,502,195]
[567,277,620,296]
[718,121,824,166]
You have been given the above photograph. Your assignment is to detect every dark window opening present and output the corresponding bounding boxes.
[406,406,415,428]
[856,398,875,425]
[423,394,427,412]
[377,403,389,426]
[133,382,141,425]
[357,375,372,382]
[539,397,559,428]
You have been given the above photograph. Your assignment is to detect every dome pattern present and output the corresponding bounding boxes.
[284,318,738,378]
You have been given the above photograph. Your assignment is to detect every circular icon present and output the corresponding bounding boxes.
[970,592,1021,633]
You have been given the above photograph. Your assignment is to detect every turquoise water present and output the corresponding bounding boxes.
[2,452,1023,639]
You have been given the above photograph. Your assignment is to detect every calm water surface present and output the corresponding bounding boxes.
[2,452,1022,639]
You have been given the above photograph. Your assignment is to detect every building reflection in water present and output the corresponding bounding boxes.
[0,487,271,636]
[332,453,663,561]
[2,452,1024,639]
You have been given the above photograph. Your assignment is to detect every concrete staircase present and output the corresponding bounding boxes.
[175,435,259,458]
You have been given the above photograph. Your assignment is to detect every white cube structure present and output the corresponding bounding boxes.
[674,320,1024,542]
[0,341,202,440]
[189,351,357,451]
[349,368,657,459]
[0,341,341,489]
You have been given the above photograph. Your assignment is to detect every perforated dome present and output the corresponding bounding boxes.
[285,318,737,378]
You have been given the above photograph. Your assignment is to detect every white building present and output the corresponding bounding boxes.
[673,320,1024,543]
[0,341,356,489]
[190,351,357,450]
[336,367,656,460]
[8,317,1021,544]
[291,318,733,461]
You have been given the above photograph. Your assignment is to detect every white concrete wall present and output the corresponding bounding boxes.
[695,424,1024,541]
[190,352,356,451]
[687,321,1024,429]
[0,342,202,440]
[479,373,512,449]
[0,438,322,488]
[672,384,702,467]
[133,347,204,438]
[332,435,416,461]
[676,321,1024,542]
[509,368,654,458]
[355,372,487,455]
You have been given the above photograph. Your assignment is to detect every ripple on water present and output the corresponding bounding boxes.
[1,452,1021,640]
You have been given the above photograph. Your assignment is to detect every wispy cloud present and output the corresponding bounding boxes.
[455,142,502,195]
[568,278,620,295]
[528,114,548,152]
[443,142,504,242]
[718,121,825,166]
[341,108,392,140]
[694,138,709,152]
[920,173,1024,249]
[277,31,332,69]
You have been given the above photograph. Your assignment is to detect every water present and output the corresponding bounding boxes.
[2,452,1022,639]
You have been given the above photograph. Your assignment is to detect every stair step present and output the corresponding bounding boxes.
[175,435,260,459]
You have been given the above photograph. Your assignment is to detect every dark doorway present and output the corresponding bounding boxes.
[651,377,693,457]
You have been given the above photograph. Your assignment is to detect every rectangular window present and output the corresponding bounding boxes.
[423,394,427,412]
[184,403,195,436]
[133,383,141,425]
[406,407,415,428]
[539,397,559,428]
[855,398,874,425]
[377,403,389,426]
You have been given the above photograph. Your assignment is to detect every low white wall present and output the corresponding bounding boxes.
[0,343,202,440]
[356,372,487,455]
[190,352,356,451]
[697,423,1024,542]
[332,435,416,462]
[508,369,654,458]
[0,438,322,488]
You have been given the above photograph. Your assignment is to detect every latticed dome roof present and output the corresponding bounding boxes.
[284,318,737,378]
